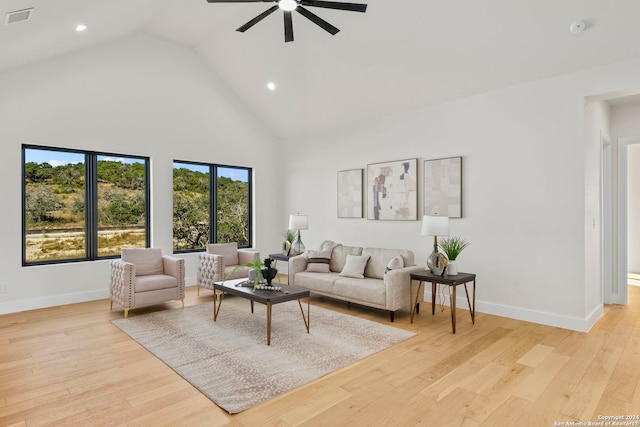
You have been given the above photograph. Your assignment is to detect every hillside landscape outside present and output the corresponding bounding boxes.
[24,148,148,263]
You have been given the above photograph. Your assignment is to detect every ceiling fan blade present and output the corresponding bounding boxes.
[296,6,339,35]
[284,10,294,42]
[300,0,367,13]
[236,5,279,32]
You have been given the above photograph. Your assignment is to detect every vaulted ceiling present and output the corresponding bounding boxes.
[3,0,640,139]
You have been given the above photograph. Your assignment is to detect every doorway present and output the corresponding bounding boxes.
[614,136,640,304]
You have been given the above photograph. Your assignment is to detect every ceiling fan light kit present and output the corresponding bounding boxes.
[206,0,368,42]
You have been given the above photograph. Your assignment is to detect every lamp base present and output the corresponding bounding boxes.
[427,251,448,276]
[290,237,305,256]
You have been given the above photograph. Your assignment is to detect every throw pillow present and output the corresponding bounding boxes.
[306,249,332,273]
[385,255,404,275]
[339,254,371,279]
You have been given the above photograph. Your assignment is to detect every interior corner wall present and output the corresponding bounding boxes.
[0,33,280,314]
[280,57,640,332]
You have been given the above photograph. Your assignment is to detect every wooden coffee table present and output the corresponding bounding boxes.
[213,278,310,345]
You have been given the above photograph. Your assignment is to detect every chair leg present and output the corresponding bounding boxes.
[110,300,113,310]
[124,307,131,318]
[180,298,185,308]
[389,311,395,322]
[197,286,200,296]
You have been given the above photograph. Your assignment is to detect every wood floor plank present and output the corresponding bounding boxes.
[0,282,639,425]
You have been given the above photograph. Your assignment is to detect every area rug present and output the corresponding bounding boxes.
[111,297,415,413]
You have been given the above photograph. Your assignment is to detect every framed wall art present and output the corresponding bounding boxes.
[337,169,363,218]
[423,156,462,218]
[366,159,417,220]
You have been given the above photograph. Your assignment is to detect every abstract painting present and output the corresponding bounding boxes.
[423,156,462,218]
[337,169,363,218]
[366,159,417,220]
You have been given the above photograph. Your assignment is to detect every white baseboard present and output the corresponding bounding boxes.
[0,289,109,315]
[424,291,603,333]
[1,285,604,332]
[0,280,201,315]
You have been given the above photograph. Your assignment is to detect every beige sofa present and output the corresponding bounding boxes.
[288,244,425,321]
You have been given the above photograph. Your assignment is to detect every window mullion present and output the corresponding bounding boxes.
[86,154,98,259]
[211,165,218,244]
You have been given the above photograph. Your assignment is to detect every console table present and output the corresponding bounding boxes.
[409,271,476,334]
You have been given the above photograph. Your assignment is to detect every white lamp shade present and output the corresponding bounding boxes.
[289,214,309,230]
[421,215,449,236]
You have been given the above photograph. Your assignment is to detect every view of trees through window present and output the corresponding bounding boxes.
[23,146,149,264]
[173,162,251,251]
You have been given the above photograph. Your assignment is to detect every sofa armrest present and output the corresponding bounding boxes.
[163,256,185,297]
[110,259,135,307]
[384,265,426,311]
[288,254,309,285]
[197,252,225,290]
[238,249,260,264]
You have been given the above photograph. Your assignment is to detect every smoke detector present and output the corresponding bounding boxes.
[5,8,33,25]
[570,20,586,34]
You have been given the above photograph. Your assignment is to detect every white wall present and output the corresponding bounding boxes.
[0,34,280,313]
[280,58,640,332]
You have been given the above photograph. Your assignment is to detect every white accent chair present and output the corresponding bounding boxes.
[110,248,185,318]
[196,242,260,295]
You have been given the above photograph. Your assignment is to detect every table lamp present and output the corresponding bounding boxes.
[288,213,308,255]
[422,214,449,275]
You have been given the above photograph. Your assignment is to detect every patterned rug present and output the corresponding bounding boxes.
[112,297,416,413]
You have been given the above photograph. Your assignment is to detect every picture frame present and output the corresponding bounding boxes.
[366,159,417,220]
[337,169,363,218]
[423,156,462,218]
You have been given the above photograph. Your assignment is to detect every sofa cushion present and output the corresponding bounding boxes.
[122,248,164,276]
[134,274,177,292]
[339,254,370,279]
[334,277,386,306]
[385,255,404,275]
[362,248,415,279]
[330,245,363,273]
[206,243,239,266]
[225,265,251,280]
[306,249,332,273]
[295,271,341,293]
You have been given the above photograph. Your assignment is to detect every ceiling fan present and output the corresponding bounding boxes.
[206,0,368,42]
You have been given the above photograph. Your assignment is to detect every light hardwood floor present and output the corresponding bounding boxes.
[1,281,639,426]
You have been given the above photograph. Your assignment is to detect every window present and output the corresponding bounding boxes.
[23,145,149,265]
[173,162,252,252]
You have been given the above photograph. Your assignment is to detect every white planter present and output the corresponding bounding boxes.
[446,260,458,275]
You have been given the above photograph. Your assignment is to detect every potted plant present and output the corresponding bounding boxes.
[225,257,277,289]
[283,230,295,255]
[438,236,470,275]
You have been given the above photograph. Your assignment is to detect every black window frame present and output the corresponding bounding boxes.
[172,160,253,253]
[22,144,150,266]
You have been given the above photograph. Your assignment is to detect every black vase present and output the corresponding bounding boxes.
[261,258,278,285]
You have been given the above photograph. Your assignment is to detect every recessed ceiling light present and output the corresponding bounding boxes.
[267,82,276,91]
[75,24,87,32]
